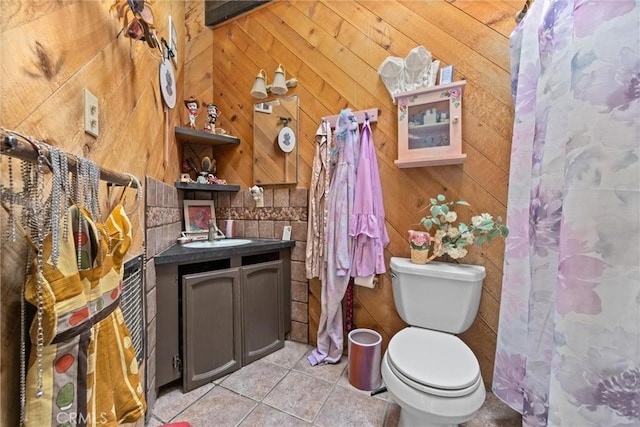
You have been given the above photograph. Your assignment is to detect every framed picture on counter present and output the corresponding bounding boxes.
[184,200,215,232]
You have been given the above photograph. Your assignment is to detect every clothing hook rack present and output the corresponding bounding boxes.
[1,129,140,189]
[322,108,380,129]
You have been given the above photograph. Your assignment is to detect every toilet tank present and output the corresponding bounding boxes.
[389,257,486,334]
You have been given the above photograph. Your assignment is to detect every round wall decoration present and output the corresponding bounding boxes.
[277,127,296,153]
[159,58,176,109]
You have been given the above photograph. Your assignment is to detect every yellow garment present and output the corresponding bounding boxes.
[24,205,145,426]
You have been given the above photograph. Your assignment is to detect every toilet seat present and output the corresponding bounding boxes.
[387,327,481,398]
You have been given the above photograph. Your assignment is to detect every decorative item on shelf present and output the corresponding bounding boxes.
[412,194,509,262]
[439,65,454,85]
[207,174,226,185]
[184,97,200,129]
[378,46,440,103]
[203,156,216,175]
[204,103,219,133]
[250,64,298,99]
[197,156,214,183]
[249,185,264,207]
[194,156,226,185]
[182,157,199,181]
[183,199,215,233]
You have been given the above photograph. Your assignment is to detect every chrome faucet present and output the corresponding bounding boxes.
[208,220,226,241]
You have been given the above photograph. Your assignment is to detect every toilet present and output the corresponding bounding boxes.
[381,257,487,426]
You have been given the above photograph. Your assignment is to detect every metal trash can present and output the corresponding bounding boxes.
[348,328,382,391]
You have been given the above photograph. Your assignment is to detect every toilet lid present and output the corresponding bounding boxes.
[387,328,480,391]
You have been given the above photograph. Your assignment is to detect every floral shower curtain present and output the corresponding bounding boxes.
[493,1,639,426]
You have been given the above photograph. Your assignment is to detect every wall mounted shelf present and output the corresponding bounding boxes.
[175,127,241,192]
[175,127,240,146]
[174,182,240,192]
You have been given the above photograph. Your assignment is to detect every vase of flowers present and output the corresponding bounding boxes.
[410,194,509,262]
[408,230,433,264]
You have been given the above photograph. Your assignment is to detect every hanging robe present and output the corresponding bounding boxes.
[350,118,390,288]
[308,109,359,366]
[24,205,146,426]
[305,120,332,280]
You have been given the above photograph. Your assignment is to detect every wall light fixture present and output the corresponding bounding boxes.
[250,64,298,99]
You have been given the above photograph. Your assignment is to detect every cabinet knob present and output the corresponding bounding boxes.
[453,116,459,123]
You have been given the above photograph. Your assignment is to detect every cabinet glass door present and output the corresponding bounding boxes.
[408,99,451,150]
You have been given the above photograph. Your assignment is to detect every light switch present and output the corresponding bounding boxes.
[84,89,99,137]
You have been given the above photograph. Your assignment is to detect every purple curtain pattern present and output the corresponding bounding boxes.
[493,1,640,426]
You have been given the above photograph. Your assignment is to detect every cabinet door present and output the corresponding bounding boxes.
[156,265,181,388]
[182,268,241,392]
[241,260,285,365]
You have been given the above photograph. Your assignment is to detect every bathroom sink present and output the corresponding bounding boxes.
[182,239,253,249]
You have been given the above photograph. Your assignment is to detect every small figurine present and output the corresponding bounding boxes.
[207,174,227,185]
[184,97,200,129]
[204,103,219,133]
[249,185,264,207]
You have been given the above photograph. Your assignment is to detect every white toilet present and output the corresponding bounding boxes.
[381,257,487,426]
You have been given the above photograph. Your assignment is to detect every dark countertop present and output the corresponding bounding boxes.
[154,238,296,265]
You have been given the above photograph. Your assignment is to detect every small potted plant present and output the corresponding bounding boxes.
[409,194,509,264]
[408,229,432,264]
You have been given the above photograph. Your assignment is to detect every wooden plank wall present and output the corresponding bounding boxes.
[208,0,518,388]
[0,0,191,423]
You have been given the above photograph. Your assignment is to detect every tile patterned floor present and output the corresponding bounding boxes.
[148,340,522,427]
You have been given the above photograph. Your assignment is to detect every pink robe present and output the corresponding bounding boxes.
[350,118,389,281]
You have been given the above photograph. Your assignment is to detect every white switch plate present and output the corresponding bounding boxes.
[282,225,292,240]
[84,89,99,137]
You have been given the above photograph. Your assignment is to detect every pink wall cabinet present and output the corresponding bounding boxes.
[394,80,466,168]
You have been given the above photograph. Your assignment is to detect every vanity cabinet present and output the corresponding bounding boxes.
[241,260,284,365]
[182,267,242,392]
[394,80,467,168]
[154,241,292,393]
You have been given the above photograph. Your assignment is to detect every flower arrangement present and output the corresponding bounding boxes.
[412,194,509,262]
[408,229,431,250]
[408,229,432,264]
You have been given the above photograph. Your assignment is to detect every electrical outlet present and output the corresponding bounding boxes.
[282,225,292,240]
[84,89,99,137]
